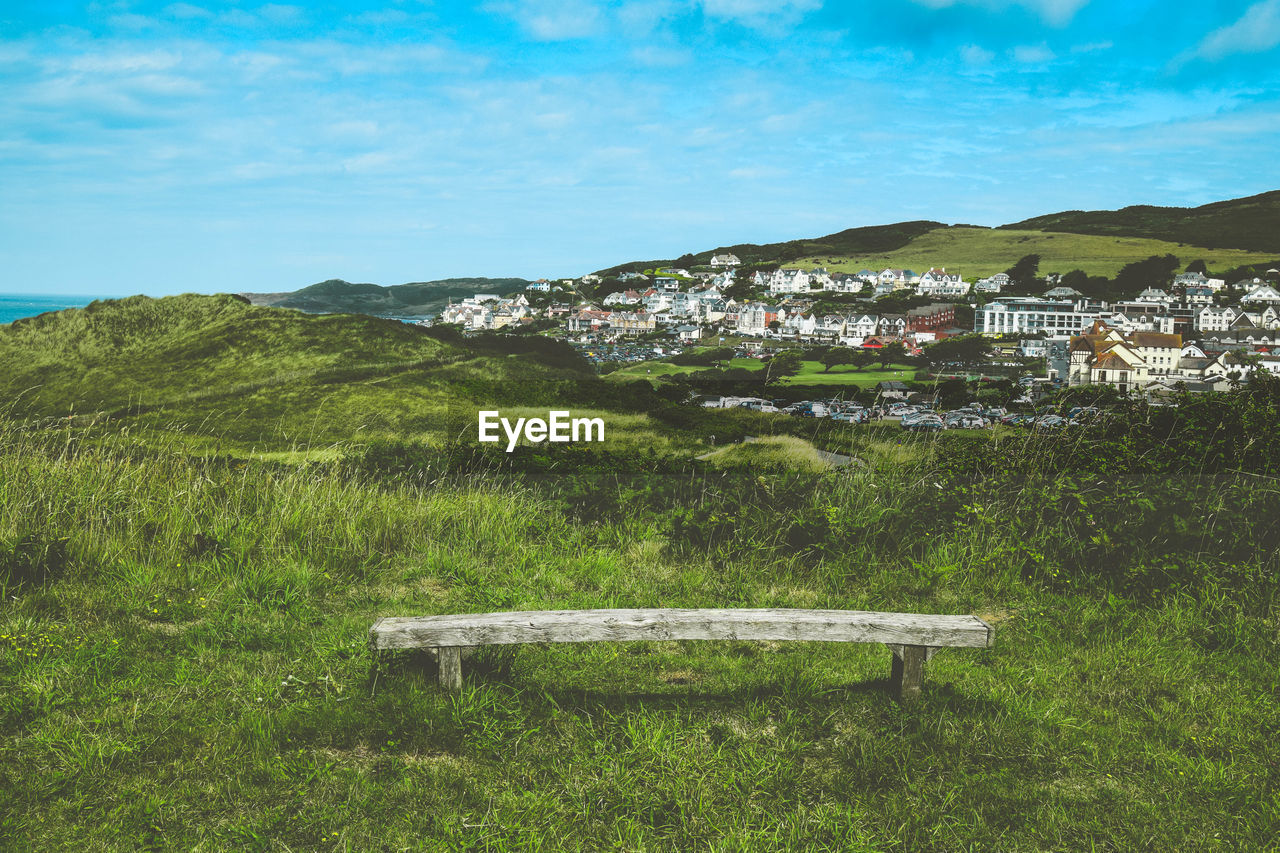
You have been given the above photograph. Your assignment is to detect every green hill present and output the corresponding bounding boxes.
[0,294,598,453]
[790,226,1277,280]
[242,277,530,317]
[1001,189,1280,253]
[596,190,1280,278]
[594,221,944,276]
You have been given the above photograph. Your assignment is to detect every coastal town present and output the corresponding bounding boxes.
[432,253,1280,394]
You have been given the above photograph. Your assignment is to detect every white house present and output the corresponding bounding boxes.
[1182,286,1215,306]
[917,268,969,298]
[1174,272,1226,291]
[974,273,1009,293]
[877,268,917,288]
[1134,288,1174,307]
[1241,284,1280,306]
[603,290,641,306]
[768,268,812,294]
[1196,306,1239,332]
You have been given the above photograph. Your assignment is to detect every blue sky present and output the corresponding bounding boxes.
[3,0,1280,296]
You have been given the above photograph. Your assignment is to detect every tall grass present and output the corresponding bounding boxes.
[2,417,1277,850]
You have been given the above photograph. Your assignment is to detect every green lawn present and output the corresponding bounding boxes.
[794,225,1276,279]
[781,360,918,386]
[608,358,918,387]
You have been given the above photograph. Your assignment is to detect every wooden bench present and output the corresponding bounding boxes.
[369,608,994,701]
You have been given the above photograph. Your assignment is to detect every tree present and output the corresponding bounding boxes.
[1060,268,1111,300]
[803,345,831,362]
[850,349,879,371]
[921,334,991,369]
[821,348,856,372]
[724,279,753,301]
[1185,259,1208,274]
[878,341,907,369]
[765,349,803,382]
[1113,254,1179,298]
[1004,254,1042,288]
[936,377,970,408]
[704,346,735,366]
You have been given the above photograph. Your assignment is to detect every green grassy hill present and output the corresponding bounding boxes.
[596,190,1280,278]
[594,221,944,276]
[0,294,619,454]
[0,294,807,459]
[243,277,530,317]
[791,226,1276,279]
[1002,188,1280,253]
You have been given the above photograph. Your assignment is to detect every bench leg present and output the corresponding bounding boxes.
[891,644,927,702]
[438,646,463,692]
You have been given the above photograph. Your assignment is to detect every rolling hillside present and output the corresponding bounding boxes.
[790,226,1277,279]
[242,277,529,317]
[594,221,945,276]
[0,294,603,453]
[1002,189,1280,253]
[597,190,1280,279]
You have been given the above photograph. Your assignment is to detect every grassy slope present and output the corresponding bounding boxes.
[596,191,1280,277]
[1003,189,1280,253]
[245,277,530,317]
[702,435,832,472]
[594,221,944,276]
[0,295,691,455]
[791,226,1276,279]
[1,425,1275,849]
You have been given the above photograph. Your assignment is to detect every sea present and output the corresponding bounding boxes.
[0,293,103,326]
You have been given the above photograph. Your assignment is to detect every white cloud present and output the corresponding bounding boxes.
[1012,43,1055,64]
[630,44,693,67]
[960,44,994,64]
[107,13,160,31]
[911,0,1088,27]
[65,50,183,74]
[699,0,822,27]
[617,0,683,35]
[1194,0,1280,60]
[164,3,214,20]
[484,0,605,40]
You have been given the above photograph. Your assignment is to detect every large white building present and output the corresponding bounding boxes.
[975,298,1105,336]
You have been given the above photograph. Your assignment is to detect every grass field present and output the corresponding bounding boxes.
[793,226,1277,279]
[609,358,920,388]
[2,418,1277,849]
[779,361,919,386]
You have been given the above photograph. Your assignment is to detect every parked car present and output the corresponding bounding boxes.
[903,419,944,432]
[947,415,987,430]
[1033,414,1068,430]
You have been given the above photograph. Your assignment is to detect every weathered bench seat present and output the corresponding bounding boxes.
[369,608,994,701]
